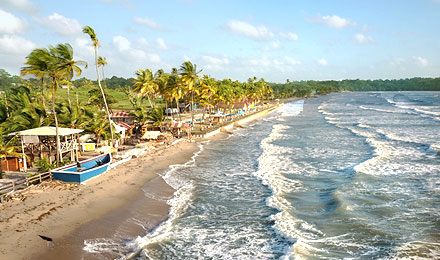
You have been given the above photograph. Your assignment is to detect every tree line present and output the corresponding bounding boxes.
[271,77,440,98]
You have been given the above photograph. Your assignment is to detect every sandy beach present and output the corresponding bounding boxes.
[0,139,199,260]
[0,105,275,260]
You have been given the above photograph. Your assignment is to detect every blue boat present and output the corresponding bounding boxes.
[51,153,112,183]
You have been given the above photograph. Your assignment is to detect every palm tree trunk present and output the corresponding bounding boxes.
[191,91,194,125]
[52,79,60,167]
[165,100,169,120]
[67,85,71,109]
[146,93,154,109]
[94,47,114,146]
[102,67,107,88]
[41,78,46,110]
[176,98,181,122]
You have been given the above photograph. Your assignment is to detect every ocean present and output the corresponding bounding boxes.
[87,91,440,259]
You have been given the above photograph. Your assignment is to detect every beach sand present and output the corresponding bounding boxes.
[0,105,278,260]
[0,139,199,260]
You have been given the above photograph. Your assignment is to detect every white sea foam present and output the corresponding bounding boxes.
[280,100,304,118]
[251,100,311,259]
[359,105,407,114]
[84,142,206,259]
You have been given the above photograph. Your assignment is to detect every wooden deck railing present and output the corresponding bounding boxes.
[0,171,52,202]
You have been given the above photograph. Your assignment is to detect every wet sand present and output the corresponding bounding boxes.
[0,140,199,260]
[0,105,278,260]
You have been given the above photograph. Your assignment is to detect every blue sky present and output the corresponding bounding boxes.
[0,0,439,82]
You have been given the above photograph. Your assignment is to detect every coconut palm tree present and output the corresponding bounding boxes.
[97,56,108,87]
[196,75,217,121]
[21,43,85,166]
[168,68,185,121]
[82,25,114,146]
[133,69,158,109]
[21,48,49,110]
[179,61,202,125]
[85,109,111,144]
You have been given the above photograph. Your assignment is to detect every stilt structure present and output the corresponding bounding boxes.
[11,127,84,172]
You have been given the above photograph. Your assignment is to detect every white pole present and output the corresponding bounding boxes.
[21,136,27,172]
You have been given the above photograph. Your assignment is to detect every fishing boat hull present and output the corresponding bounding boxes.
[52,153,112,183]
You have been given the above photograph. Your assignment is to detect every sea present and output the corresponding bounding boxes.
[85,91,440,259]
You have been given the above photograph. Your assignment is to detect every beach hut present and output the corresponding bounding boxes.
[212,113,225,123]
[141,131,162,140]
[110,111,135,124]
[11,126,84,171]
[117,122,135,144]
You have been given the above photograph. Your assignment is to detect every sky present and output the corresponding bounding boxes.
[0,0,439,82]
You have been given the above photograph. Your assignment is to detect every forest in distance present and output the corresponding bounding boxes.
[0,69,440,98]
[1,68,439,101]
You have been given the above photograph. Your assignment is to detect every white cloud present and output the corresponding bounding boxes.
[0,35,36,54]
[413,56,428,67]
[354,33,374,44]
[0,35,36,75]
[317,58,328,66]
[0,0,39,14]
[390,58,405,66]
[156,38,168,50]
[73,37,94,57]
[264,40,281,51]
[279,32,299,41]
[202,55,229,65]
[147,53,161,64]
[137,37,168,51]
[270,40,280,49]
[226,20,274,41]
[113,35,131,51]
[284,56,302,65]
[0,9,26,34]
[315,15,356,29]
[39,13,82,36]
[134,17,165,30]
[248,56,271,67]
[112,35,161,64]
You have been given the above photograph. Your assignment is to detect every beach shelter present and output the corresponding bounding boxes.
[11,126,84,172]
[141,131,162,140]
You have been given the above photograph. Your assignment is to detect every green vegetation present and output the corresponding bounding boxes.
[271,78,440,98]
[1,29,439,169]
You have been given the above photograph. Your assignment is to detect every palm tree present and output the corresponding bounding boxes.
[57,101,87,129]
[21,48,49,110]
[97,56,108,88]
[85,110,110,144]
[21,43,85,166]
[196,75,217,121]
[179,61,202,125]
[56,43,87,109]
[168,68,184,121]
[82,25,114,146]
[133,69,158,109]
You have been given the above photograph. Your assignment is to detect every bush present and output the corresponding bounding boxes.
[34,158,69,173]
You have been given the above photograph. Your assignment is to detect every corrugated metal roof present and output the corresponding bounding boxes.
[12,126,84,136]
[110,112,133,117]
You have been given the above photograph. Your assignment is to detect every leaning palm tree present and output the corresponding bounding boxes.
[82,25,114,146]
[179,61,202,125]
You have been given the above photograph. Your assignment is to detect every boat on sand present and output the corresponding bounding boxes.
[51,153,112,183]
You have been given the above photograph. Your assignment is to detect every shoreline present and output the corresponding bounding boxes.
[0,105,281,260]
